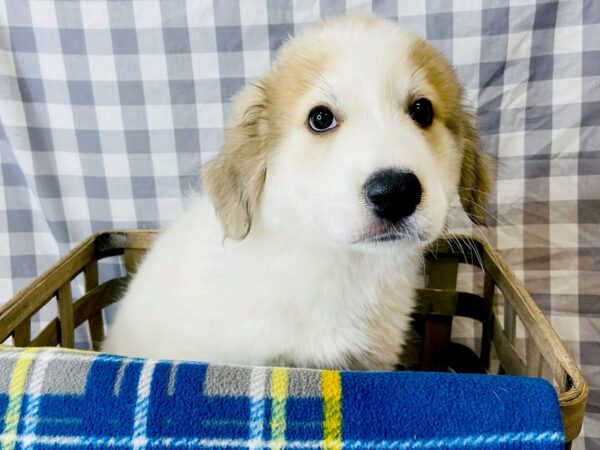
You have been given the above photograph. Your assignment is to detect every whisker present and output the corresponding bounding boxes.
[458,187,499,200]
[471,225,502,269]
[454,198,508,227]
[459,234,484,269]
[453,236,470,268]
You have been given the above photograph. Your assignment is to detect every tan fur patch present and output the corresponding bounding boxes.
[410,40,494,224]
[457,110,495,224]
[202,40,329,239]
[201,84,268,239]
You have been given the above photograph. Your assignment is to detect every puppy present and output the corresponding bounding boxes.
[102,15,492,370]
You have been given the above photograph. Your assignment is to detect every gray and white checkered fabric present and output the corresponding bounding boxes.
[0,1,598,447]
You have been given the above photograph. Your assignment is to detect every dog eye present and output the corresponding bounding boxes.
[308,106,337,132]
[409,98,434,128]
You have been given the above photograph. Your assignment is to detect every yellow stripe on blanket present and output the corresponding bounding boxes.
[270,368,289,450]
[1,347,40,450]
[322,370,342,450]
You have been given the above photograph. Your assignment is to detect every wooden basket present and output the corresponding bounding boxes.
[0,230,588,446]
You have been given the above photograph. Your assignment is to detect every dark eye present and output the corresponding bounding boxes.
[308,106,337,132]
[409,98,434,128]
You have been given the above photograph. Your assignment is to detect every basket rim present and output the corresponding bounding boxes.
[446,234,587,399]
[441,233,588,442]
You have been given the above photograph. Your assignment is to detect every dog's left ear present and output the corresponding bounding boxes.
[458,110,494,225]
[202,84,269,239]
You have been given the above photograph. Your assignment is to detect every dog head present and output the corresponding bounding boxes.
[203,16,493,249]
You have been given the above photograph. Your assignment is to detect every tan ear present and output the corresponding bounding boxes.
[459,110,494,225]
[202,84,270,239]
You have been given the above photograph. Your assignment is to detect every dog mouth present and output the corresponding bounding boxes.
[361,229,427,243]
[354,219,428,244]
[365,231,411,243]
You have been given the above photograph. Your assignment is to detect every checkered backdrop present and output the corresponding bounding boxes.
[0,0,598,447]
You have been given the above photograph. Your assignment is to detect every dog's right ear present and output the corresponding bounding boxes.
[458,110,494,226]
[202,84,270,240]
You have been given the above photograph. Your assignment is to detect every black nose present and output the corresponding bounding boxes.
[363,169,422,222]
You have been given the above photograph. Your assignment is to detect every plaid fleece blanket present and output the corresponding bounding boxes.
[0,347,563,449]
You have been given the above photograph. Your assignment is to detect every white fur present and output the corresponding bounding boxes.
[103,17,468,370]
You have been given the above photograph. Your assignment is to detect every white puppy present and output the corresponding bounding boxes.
[103,15,492,370]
